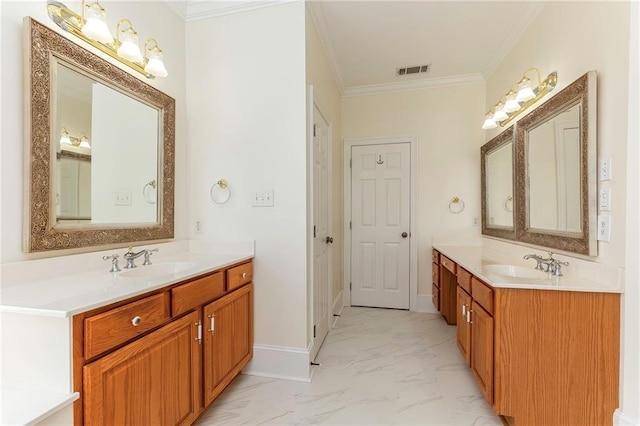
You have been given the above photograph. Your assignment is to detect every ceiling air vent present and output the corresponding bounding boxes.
[397,64,431,76]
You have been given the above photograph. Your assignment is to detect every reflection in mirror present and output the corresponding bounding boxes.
[25,17,174,253]
[528,105,581,233]
[481,126,515,240]
[55,63,159,226]
[516,71,597,256]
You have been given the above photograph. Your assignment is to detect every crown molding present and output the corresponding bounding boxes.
[163,1,187,20]
[184,0,300,22]
[343,74,485,98]
[306,2,344,95]
[482,2,544,80]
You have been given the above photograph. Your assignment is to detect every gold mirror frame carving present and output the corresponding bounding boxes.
[481,125,516,241]
[515,71,597,256]
[24,17,175,253]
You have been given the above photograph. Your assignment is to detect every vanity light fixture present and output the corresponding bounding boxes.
[59,128,91,150]
[481,68,558,129]
[46,0,168,78]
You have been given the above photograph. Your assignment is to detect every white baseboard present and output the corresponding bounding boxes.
[615,409,640,426]
[415,294,437,313]
[332,291,344,327]
[243,344,311,382]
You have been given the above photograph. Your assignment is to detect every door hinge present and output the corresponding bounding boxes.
[313,124,316,137]
[313,325,316,338]
[313,225,316,238]
[350,282,352,290]
[349,221,352,230]
[349,158,352,168]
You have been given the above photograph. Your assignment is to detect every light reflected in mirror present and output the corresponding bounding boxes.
[527,105,581,233]
[481,126,515,240]
[55,63,159,226]
[25,17,175,253]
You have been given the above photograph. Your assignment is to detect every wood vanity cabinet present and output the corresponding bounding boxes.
[438,255,457,325]
[203,283,253,406]
[73,260,254,426]
[431,249,440,311]
[452,266,620,425]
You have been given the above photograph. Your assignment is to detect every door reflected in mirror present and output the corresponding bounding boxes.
[486,141,513,227]
[527,105,581,233]
[55,63,159,226]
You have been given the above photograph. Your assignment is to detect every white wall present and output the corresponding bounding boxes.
[305,5,343,321]
[484,2,638,422]
[186,2,308,351]
[0,1,187,262]
[342,84,485,296]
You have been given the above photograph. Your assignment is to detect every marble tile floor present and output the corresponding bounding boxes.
[196,306,503,426]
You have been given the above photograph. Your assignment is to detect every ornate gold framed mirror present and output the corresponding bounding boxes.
[515,71,597,256]
[24,18,175,252]
[481,126,516,241]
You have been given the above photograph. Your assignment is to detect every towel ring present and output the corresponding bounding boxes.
[504,195,513,212]
[448,196,465,214]
[210,178,231,205]
[143,179,157,204]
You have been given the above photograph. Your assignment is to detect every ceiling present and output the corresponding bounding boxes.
[170,1,543,95]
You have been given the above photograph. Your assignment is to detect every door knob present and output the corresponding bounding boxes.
[325,236,334,244]
[401,232,408,238]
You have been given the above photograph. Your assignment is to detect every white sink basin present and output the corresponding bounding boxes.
[482,264,546,279]
[119,261,198,279]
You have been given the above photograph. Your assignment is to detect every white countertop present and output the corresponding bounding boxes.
[0,251,253,317]
[1,386,78,426]
[433,244,622,293]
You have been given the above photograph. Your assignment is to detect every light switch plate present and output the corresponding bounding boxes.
[597,215,612,242]
[599,188,611,211]
[600,157,612,181]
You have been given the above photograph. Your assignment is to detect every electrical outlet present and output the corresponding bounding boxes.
[599,188,611,211]
[194,219,202,234]
[597,215,612,242]
[115,191,132,206]
[252,190,274,207]
[600,157,612,181]
[472,216,479,226]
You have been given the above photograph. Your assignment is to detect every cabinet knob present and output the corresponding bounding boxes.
[242,272,247,279]
[131,316,142,326]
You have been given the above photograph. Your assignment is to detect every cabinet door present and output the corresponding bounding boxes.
[203,283,253,406]
[471,301,494,404]
[83,310,202,426]
[456,286,471,366]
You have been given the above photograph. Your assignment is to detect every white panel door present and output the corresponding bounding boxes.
[311,103,331,361]
[351,143,410,309]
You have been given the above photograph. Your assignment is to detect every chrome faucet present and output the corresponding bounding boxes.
[524,252,569,276]
[102,254,121,272]
[123,246,159,269]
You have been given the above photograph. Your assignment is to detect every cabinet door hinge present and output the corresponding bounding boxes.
[313,325,316,338]
[313,225,316,238]
[350,282,352,290]
[349,158,352,168]
[313,124,317,137]
[349,221,352,230]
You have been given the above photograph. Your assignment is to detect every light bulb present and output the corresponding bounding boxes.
[504,91,520,113]
[81,2,113,44]
[144,47,168,77]
[516,78,535,102]
[493,103,508,122]
[481,113,497,130]
[79,135,91,149]
[117,28,143,63]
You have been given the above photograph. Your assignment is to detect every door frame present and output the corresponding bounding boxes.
[307,85,333,357]
[343,136,418,311]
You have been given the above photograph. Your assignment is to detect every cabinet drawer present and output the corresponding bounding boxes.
[471,277,494,315]
[441,255,457,274]
[432,262,440,286]
[172,271,225,317]
[85,293,169,359]
[457,268,472,293]
[432,249,440,264]
[227,262,253,291]
[432,283,440,312]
